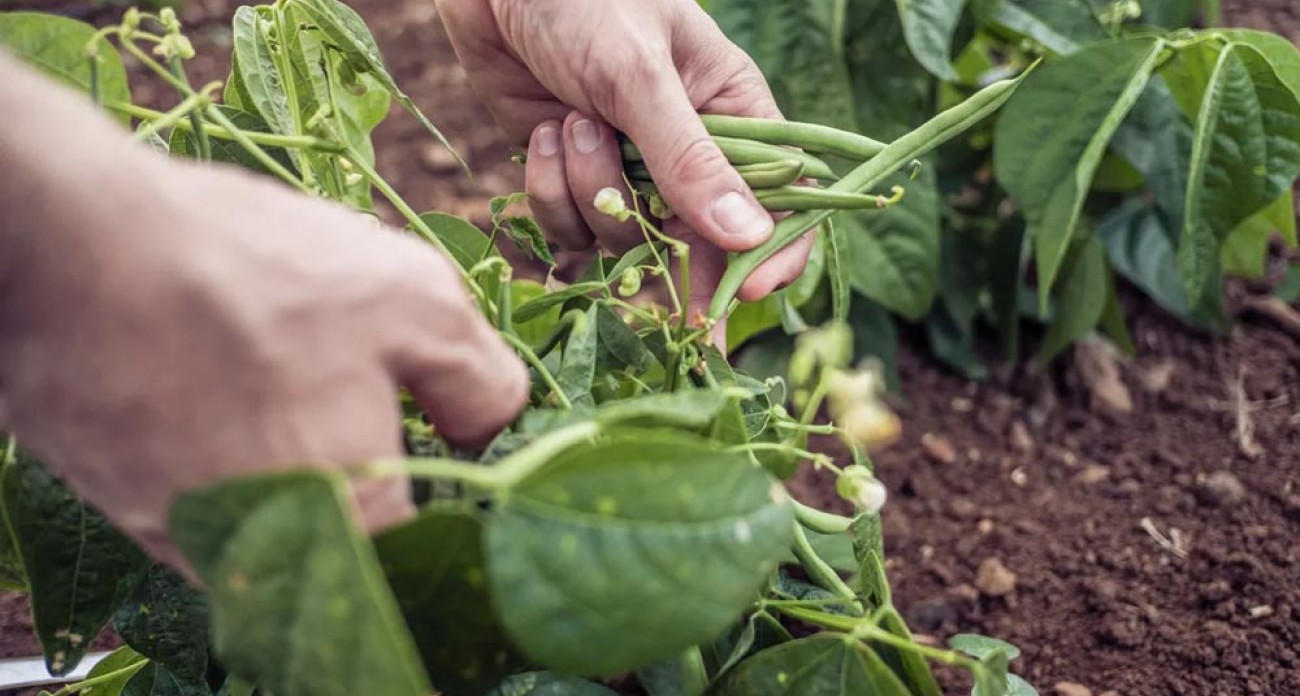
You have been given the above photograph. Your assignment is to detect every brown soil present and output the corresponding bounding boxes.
[1,2,1298,696]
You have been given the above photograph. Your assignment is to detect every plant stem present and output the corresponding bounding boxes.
[168,57,211,160]
[491,421,600,486]
[678,647,708,696]
[501,333,572,410]
[132,84,216,143]
[106,102,344,151]
[771,605,857,632]
[792,523,863,615]
[270,3,316,188]
[793,500,855,534]
[50,661,149,696]
[1,436,15,468]
[853,623,980,670]
[371,458,505,490]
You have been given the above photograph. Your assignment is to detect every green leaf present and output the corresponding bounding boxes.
[0,13,131,119]
[1040,234,1109,362]
[415,213,492,272]
[2,450,149,675]
[375,508,525,696]
[841,168,941,319]
[874,608,942,696]
[80,646,149,696]
[501,216,556,266]
[122,663,212,696]
[1099,274,1136,356]
[595,303,653,373]
[714,612,792,678]
[950,633,1023,660]
[713,0,858,130]
[972,0,1109,55]
[845,0,934,136]
[229,7,294,140]
[994,37,1163,307]
[848,298,901,391]
[594,389,732,430]
[1109,77,1194,230]
[170,471,431,696]
[1179,43,1300,311]
[713,634,912,695]
[112,566,209,680]
[557,304,600,407]
[514,283,606,323]
[825,218,852,323]
[896,0,968,81]
[1274,264,1300,303]
[1222,190,1295,278]
[972,650,1010,696]
[485,672,620,696]
[1007,674,1041,696]
[1218,29,1300,103]
[511,280,562,346]
[287,0,463,167]
[485,433,794,675]
[167,105,295,175]
[215,676,257,696]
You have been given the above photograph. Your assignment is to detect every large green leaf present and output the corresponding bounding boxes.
[557,304,600,407]
[375,508,525,696]
[1109,77,1194,229]
[170,471,431,696]
[229,7,294,140]
[712,0,858,130]
[2,450,149,675]
[1040,234,1109,362]
[485,433,794,675]
[1222,190,1296,278]
[1178,43,1300,313]
[994,37,1163,306]
[112,566,210,681]
[0,12,131,116]
[1138,0,1202,29]
[1097,199,1218,327]
[972,0,1109,55]
[896,0,968,81]
[1218,29,1300,103]
[122,664,212,696]
[415,213,493,272]
[485,672,620,696]
[841,168,941,319]
[713,634,912,695]
[78,647,149,696]
[845,0,935,136]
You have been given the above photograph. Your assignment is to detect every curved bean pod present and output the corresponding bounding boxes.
[708,73,1030,320]
[701,114,888,161]
[753,187,885,211]
[620,136,836,181]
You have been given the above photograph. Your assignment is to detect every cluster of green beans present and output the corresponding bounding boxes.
[620,116,893,214]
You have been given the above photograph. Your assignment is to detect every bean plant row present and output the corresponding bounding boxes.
[0,3,1036,696]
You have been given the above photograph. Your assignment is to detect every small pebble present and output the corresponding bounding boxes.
[1053,684,1092,696]
[1197,471,1247,508]
[975,557,1017,597]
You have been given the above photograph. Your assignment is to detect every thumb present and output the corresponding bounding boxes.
[614,71,773,252]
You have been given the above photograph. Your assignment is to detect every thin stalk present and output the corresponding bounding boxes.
[501,332,572,410]
[792,523,863,615]
[132,83,217,143]
[106,102,343,151]
[853,623,980,670]
[794,500,855,534]
[369,457,506,491]
[168,57,211,160]
[771,605,857,632]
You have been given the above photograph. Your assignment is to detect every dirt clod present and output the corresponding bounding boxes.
[1052,683,1092,696]
[1197,471,1247,508]
[974,557,1017,597]
[921,433,957,464]
[1073,339,1134,416]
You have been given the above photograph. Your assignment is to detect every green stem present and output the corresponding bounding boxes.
[679,647,708,696]
[168,57,210,160]
[271,3,316,188]
[51,662,149,696]
[492,421,600,486]
[792,523,863,615]
[771,605,857,632]
[1,437,15,468]
[853,624,980,670]
[794,500,855,534]
[106,102,344,151]
[375,422,599,490]
[133,86,213,143]
[501,332,573,410]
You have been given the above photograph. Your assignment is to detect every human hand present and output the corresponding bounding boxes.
[436,0,815,332]
[0,68,527,568]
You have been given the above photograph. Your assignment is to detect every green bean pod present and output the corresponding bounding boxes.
[620,136,836,181]
[753,187,884,211]
[708,72,1031,320]
[734,160,806,189]
[701,114,888,161]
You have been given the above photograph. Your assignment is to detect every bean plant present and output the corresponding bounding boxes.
[0,3,1037,695]
[709,0,1300,381]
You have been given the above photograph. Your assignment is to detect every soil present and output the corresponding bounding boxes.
[1,1,1298,695]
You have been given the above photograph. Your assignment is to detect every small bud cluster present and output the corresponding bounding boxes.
[836,465,887,515]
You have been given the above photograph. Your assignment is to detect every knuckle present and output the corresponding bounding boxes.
[664,135,731,185]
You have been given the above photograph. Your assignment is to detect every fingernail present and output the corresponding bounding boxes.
[573,119,601,154]
[537,126,560,157]
[712,191,773,242]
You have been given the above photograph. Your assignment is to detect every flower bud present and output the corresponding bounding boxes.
[617,267,643,297]
[159,7,180,32]
[840,402,901,450]
[836,465,887,515]
[648,192,673,220]
[594,187,630,221]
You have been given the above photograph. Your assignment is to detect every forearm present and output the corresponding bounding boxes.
[0,51,170,319]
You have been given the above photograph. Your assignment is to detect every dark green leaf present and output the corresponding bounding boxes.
[415,212,492,272]
[167,106,295,175]
[995,37,1163,305]
[595,389,732,430]
[848,298,901,392]
[0,13,131,119]
[1098,274,1136,356]
[215,676,256,696]
[1110,77,1194,231]
[826,218,852,323]
[485,672,619,696]
[485,433,794,675]
[375,508,525,696]
[170,471,431,696]
[112,566,209,680]
[874,608,943,696]
[845,0,935,136]
[713,635,912,696]
[714,612,792,678]
[1040,234,1109,363]
[842,168,942,320]
[229,7,294,139]
[950,633,1022,660]
[972,0,1109,55]
[501,216,556,266]
[3,450,149,675]
[557,305,600,407]
[896,0,968,81]
[988,222,1027,363]
[595,303,653,373]
[511,280,563,346]
[1179,43,1300,312]
[1222,191,1295,278]
[1138,0,1201,29]
[122,663,212,696]
[515,283,606,324]
[1274,264,1300,303]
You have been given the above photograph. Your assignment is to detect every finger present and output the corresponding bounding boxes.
[737,230,816,302]
[609,67,773,252]
[351,475,414,533]
[525,120,593,251]
[389,254,530,447]
[563,112,644,254]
